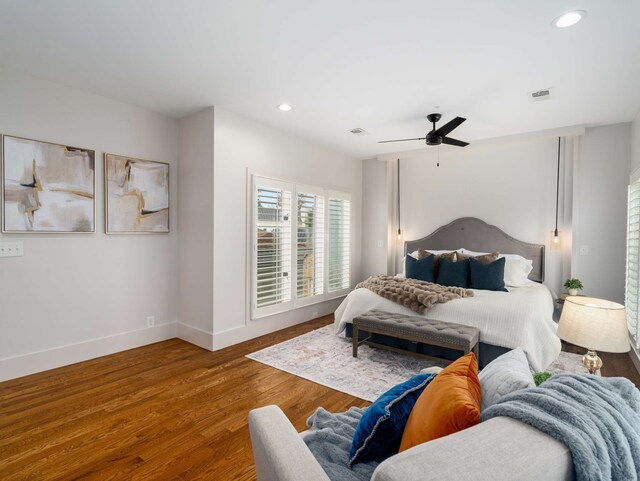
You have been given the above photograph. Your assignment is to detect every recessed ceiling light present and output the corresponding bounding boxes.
[553,10,587,29]
[277,103,292,112]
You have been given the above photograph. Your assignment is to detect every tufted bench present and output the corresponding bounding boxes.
[352,309,480,363]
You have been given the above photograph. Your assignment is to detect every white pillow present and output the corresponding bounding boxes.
[504,258,534,287]
[459,248,533,287]
[478,347,535,411]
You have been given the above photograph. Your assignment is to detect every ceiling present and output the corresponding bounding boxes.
[0,0,639,159]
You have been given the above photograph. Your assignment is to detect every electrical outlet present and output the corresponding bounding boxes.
[146,316,155,328]
[0,242,24,258]
[377,240,384,248]
[311,311,319,319]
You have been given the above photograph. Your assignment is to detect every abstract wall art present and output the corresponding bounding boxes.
[105,154,169,233]
[2,135,95,233]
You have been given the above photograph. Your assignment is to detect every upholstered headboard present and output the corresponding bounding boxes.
[404,217,545,282]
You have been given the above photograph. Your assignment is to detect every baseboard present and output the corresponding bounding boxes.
[0,322,177,382]
[211,297,343,350]
[177,322,213,350]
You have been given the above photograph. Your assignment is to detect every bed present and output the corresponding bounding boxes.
[334,217,561,371]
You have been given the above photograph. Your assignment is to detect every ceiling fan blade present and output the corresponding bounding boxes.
[433,116,466,137]
[378,137,426,144]
[442,136,469,147]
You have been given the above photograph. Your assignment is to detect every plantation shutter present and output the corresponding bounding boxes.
[296,188,325,302]
[626,181,640,348]
[327,193,351,294]
[254,178,293,317]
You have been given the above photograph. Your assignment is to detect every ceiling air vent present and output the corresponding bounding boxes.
[529,88,553,102]
[348,128,368,136]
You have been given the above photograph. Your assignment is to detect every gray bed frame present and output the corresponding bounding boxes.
[345,217,546,367]
[404,217,545,282]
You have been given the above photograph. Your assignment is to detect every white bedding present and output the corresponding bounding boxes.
[334,282,561,371]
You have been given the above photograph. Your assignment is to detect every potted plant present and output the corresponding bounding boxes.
[564,278,584,296]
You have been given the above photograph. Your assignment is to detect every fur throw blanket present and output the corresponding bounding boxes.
[355,275,473,315]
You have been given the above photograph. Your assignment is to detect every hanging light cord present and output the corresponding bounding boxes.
[397,159,401,238]
[554,137,560,238]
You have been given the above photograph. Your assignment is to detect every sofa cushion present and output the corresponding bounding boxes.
[399,353,481,451]
[478,347,534,411]
[349,373,435,466]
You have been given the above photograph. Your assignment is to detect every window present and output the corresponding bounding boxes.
[327,196,351,292]
[251,176,351,319]
[255,179,292,314]
[625,180,640,349]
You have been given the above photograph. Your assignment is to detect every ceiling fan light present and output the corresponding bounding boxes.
[553,11,586,29]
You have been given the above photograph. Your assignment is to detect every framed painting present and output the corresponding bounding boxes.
[2,135,95,233]
[104,153,169,233]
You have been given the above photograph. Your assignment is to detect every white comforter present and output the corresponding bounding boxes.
[334,283,561,371]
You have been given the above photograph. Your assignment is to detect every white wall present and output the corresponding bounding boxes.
[212,107,362,349]
[633,110,640,174]
[573,124,631,303]
[362,125,632,301]
[367,135,569,296]
[0,72,179,381]
[177,107,214,349]
[361,159,388,279]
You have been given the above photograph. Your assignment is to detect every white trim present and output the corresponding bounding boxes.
[177,322,214,350]
[215,296,345,350]
[0,322,177,382]
[247,169,354,197]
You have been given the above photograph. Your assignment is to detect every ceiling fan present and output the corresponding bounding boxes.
[379,113,469,147]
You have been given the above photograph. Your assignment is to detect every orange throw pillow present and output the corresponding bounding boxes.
[399,352,481,452]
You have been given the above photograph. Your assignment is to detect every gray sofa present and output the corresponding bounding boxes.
[249,405,575,481]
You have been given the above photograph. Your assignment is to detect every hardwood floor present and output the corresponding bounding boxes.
[1,315,639,480]
[0,316,367,481]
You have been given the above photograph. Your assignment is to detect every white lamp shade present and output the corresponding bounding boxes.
[557,296,630,353]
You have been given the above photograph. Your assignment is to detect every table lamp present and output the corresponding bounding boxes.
[557,296,629,374]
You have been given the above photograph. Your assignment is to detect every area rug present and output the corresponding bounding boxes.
[247,325,442,401]
[246,325,585,402]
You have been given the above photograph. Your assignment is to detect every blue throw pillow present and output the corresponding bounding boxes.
[405,254,435,282]
[348,373,435,466]
[437,258,469,288]
[469,257,508,292]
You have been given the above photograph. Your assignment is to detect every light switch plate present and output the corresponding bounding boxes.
[579,245,589,256]
[0,242,24,258]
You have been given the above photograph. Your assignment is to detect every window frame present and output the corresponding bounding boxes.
[626,172,640,349]
[249,173,352,320]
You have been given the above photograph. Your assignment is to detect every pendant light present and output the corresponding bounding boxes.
[551,137,561,249]
[397,158,402,240]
